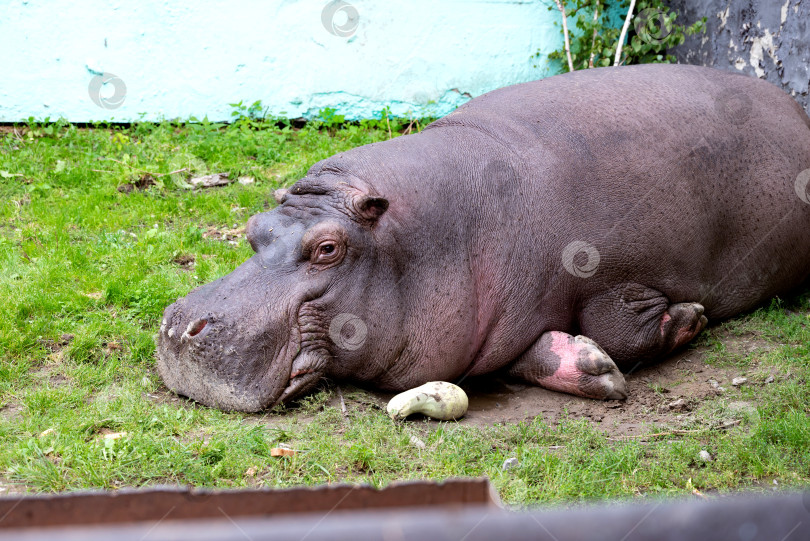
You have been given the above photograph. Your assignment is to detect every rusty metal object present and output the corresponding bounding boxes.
[2,481,809,540]
[0,478,499,530]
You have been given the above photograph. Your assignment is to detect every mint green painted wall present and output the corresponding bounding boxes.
[0,0,621,121]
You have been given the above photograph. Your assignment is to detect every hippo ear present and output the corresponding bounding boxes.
[353,194,389,223]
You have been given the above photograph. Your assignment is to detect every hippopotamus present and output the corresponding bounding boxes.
[157,64,810,412]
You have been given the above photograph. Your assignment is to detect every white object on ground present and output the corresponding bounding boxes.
[387,381,469,421]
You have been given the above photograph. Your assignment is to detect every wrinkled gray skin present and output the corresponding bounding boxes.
[157,64,810,412]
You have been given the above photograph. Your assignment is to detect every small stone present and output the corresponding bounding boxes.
[189,173,231,188]
[237,176,255,185]
[409,435,426,449]
[699,450,712,462]
[765,375,775,384]
[668,398,688,412]
[732,377,748,387]
[502,457,519,471]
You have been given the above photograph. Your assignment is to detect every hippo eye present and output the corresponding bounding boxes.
[313,240,342,264]
[302,223,347,268]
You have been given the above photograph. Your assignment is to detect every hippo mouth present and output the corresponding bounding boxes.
[277,371,320,404]
[275,350,328,405]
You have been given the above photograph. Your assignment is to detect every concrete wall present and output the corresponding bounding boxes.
[0,0,585,122]
[667,0,809,115]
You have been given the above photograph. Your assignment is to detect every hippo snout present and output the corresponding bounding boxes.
[156,262,301,412]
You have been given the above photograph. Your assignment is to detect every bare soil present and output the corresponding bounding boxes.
[325,329,780,437]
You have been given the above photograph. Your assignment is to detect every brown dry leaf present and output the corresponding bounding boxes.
[270,448,297,457]
[202,226,244,243]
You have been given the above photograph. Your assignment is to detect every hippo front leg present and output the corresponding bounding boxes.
[507,331,628,400]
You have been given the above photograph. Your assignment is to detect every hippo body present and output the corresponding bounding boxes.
[158,64,810,412]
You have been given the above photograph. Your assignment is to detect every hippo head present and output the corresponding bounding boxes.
[156,174,402,411]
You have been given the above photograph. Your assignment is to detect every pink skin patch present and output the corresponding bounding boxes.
[673,325,699,349]
[659,312,671,336]
[290,369,313,379]
[538,331,590,396]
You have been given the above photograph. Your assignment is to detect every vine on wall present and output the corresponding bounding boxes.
[540,0,707,71]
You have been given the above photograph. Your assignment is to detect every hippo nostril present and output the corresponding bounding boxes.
[185,319,208,338]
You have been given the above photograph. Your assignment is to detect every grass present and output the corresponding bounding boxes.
[1,114,810,505]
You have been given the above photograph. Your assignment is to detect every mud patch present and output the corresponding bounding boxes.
[313,329,777,437]
[172,254,196,271]
[453,348,739,436]
[117,174,156,193]
[0,403,23,423]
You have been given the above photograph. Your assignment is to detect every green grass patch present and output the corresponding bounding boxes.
[1,117,809,504]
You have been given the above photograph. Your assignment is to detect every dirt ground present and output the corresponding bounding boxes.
[320,328,780,437]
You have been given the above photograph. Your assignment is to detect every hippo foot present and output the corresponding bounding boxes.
[507,331,628,400]
[578,284,710,367]
[666,302,708,351]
